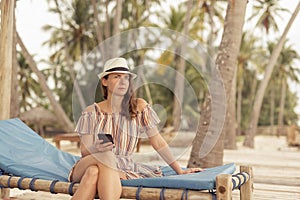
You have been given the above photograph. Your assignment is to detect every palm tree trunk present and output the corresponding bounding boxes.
[188,0,247,168]
[243,2,300,148]
[10,4,19,118]
[236,63,243,136]
[277,79,286,137]
[0,0,14,121]
[136,55,153,104]
[0,1,15,198]
[270,85,275,134]
[111,0,122,57]
[54,0,86,111]
[249,73,257,108]
[188,94,215,167]
[104,0,110,41]
[172,0,193,131]
[91,0,102,43]
[17,33,74,132]
[224,65,237,149]
[91,0,106,59]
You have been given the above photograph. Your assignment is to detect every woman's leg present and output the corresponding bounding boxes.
[96,161,122,200]
[71,165,98,200]
[71,151,122,200]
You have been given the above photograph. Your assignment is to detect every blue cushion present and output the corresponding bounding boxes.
[0,118,235,190]
[122,163,236,190]
[0,118,80,181]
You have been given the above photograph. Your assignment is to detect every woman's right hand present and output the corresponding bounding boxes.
[93,140,114,152]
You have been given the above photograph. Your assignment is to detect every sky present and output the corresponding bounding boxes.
[15,1,59,62]
[15,0,300,120]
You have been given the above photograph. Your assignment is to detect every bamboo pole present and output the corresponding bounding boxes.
[232,172,250,189]
[0,176,78,194]
[0,175,213,200]
[121,186,213,200]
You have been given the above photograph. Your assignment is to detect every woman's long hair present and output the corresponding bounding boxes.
[101,75,137,119]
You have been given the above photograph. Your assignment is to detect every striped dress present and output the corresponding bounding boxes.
[75,103,163,179]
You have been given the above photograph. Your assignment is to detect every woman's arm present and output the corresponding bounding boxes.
[149,133,204,174]
[80,135,94,157]
[148,131,183,174]
[137,98,203,174]
[80,134,114,157]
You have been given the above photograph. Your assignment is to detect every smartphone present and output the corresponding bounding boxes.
[97,133,114,144]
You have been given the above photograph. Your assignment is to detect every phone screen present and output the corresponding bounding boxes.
[97,133,114,144]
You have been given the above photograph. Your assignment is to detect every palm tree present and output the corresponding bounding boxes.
[272,42,300,136]
[17,52,47,111]
[236,33,261,136]
[10,5,19,118]
[154,3,193,129]
[91,0,124,59]
[225,0,286,149]
[247,0,291,134]
[269,79,276,133]
[156,1,224,130]
[91,0,105,58]
[17,33,74,132]
[244,2,300,147]
[43,0,97,65]
[0,0,15,121]
[48,0,87,112]
[120,0,164,108]
[188,0,247,167]
[111,0,122,57]
[44,0,103,117]
[249,0,289,34]
[172,0,193,131]
[0,0,15,198]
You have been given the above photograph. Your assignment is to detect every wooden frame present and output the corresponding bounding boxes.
[53,133,80,149]
[0,165,253,200]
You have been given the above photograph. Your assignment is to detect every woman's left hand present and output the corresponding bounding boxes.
[180,167,205,174]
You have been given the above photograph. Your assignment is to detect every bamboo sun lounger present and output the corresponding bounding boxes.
[0,118,253,200]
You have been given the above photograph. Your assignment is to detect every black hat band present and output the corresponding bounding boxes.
[105,67,129,72]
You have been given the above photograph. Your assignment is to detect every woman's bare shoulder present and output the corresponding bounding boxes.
[135,98,149,112]
[83,101,105,113]
[82,104,95,113]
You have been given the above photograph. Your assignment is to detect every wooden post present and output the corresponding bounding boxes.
[216,174,232,200]
[0,0,15,198]
[0,0,14,119]
[240,166,253,200]
[287,125,296,146]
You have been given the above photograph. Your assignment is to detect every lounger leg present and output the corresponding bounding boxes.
[55,140,61,149]
[240,166,253,200]
[216,174,232,200]
[0,188,10,199]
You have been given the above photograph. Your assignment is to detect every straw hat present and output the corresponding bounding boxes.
[98,57,137,79]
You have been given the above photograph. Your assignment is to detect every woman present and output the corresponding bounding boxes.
[70,57,203,200]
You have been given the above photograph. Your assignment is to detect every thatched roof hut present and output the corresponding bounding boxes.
[19,107,59,136]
